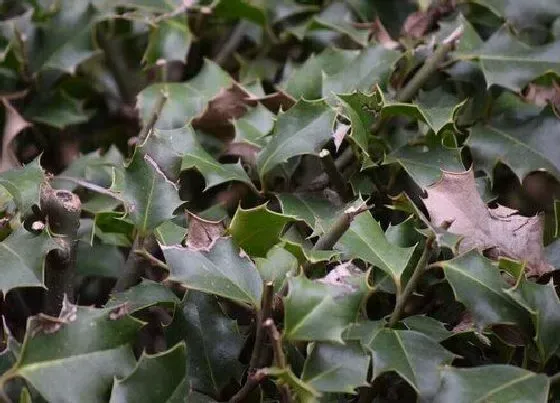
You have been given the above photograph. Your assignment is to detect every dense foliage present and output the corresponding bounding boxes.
[1,0,560,401]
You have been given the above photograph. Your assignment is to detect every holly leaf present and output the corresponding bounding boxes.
[505,279,560,363]
[6,301,142,403]
[254,245,298,293]
[336,211,416,283]
[162,237,263,307]
[137,60,232,130]
[257,99,336,178]
[471,0,560,31]
[75,241,126,278]
[467,108,560,181]
[278,192,339,237]
[116,151,181,237]
[165,291,244,399]
[435,365,549,403]
[179,126,253,190]
[24,91,93,129]
[354,326,455,400]
[232,102,275,147]
[143,15,191,65]
[282,48,358,100]
[401,315,453,342]
[109,343,187,403]
[262,367,321,403]
[454,25,560,92]
[283,273,367,343]
[322,44,400,97]
[441,250,530,329]
[424,169,554,276]
[0,228,58,293]
[107,280,180,314]
[229,203,293,257]
[301,341,369,394]
[0,158,45,215]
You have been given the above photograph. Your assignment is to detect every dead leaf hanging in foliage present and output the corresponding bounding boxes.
[185,212,225,251]
[424,168,553,276]
[1,99,31,172]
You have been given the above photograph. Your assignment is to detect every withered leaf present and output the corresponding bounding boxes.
[424,169,553,276]
[247,90,296,113]
[185,212,225,251]
[1,99,31,172]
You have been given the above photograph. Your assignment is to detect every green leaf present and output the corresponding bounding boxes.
[154,220,187,246]
[110,343,187,403]
[402,315,453,342]
[254,244,298,292]
[117,151,182,236]
[229,203,293,257]
[143,16,192,66]
[441,250,530,329]
[386,132,464,188]
[178,126,253,190]
[470,0,560,31]
[233,103,275,147]
[75,241,125,278]
[505,280,560,363]
[336,211,416,282]
[308,2,369,46]
[282,48,358,100]
[454,25,560,92]
[137,60,232,129]
[322,44,400,97]
[107,280,180,314]
[283,275,366,343]
[214,0,267,26]
[24,91,93,129]
[8,302,142,403]
[358,327,455,400]
[435,365,549,403]
[163,237,263,307]
[301,341,369,394]
[278,193,339,237]
[467,108,560,181]
[257,99,337,178]
[0,228,58,293]
[165,291,244,399]
[0,158,44,216]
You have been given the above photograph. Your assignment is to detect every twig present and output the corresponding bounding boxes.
[299,147,355,192]
[229,282,274,403]
[214,21,249,66]
[264,319,293,403]
[138,92,167,145]
[387,234,435,327]
[134,249,168,271]
[313,203,370,251]
[320,149,353,202]
[56,176,124,201]
[41,183,81,316]
[396,40,455,103]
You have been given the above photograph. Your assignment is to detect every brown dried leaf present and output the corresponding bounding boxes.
[1,98,31,172]
[374,18,400,50]
[185,212,225,251]
[333,123,349,152]
[424,169,553,276]
[524,83,560,108]
[247,90,296,113]
[225,142,260,165]
[402,3,454,39]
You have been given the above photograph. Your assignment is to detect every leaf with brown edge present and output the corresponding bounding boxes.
[185,212,224,251]
[424,168,553,276]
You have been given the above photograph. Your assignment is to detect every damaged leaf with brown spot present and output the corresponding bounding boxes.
[185,212,225,251]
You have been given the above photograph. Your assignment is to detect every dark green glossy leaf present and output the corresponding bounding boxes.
[110,343,187,403]
[75,241,125,278]
[257,99,337,178]
[232,103,275,147]
[278,193,339,237]
[441,250,530,329]
[107,280,180,313]
[165,291,244,399]
[0,159,44,216]
[435,365,549,403]
[229,203,293,257]
[254,244,298,292]
[301,341,369,394]
[163,237,263,307]
[402,315,453,342]
[24,91,93,129]
[143,16,191,65]
[263,367,321,403]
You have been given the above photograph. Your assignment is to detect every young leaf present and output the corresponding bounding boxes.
[257,99,337,178]
[162,237,263,307]
[441,250,530,329]
[229,203,293,257]
[301,341,369,394]
[6,302,142,403]
[424,169,553,276]
[165,291,244,399]
[117,151,182,237]
[254,245,298,292]
[109,342,187,403]
[0,228,58,293]
[435,365,549,403]
[336,211,416,283]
